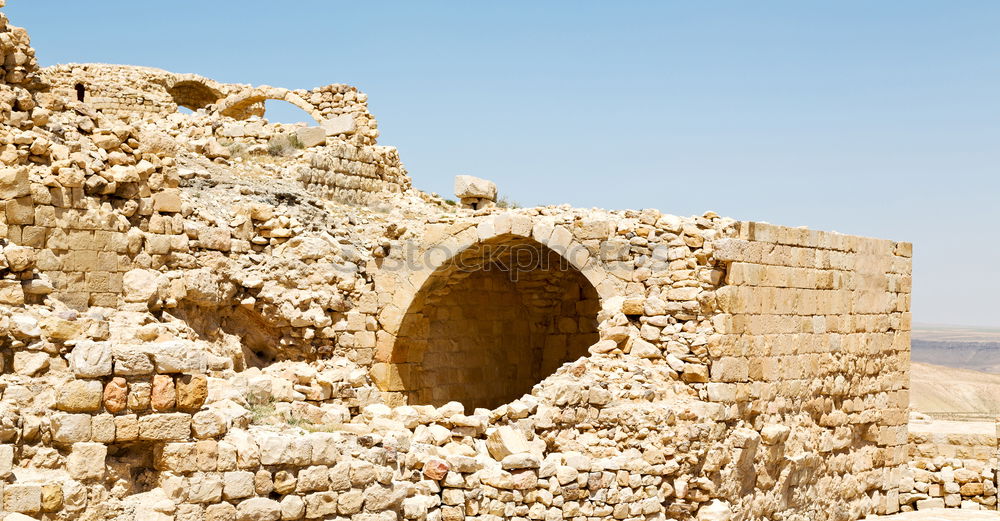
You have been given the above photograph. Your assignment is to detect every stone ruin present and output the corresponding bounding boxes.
[4,6,975,521]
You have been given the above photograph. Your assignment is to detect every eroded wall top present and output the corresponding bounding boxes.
[37,63,382,146]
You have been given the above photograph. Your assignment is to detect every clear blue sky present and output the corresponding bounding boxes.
[5,1,999,328]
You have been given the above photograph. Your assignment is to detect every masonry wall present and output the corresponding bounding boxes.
[37,64,242,120]
[708,222,913,518]
[38,64,383,147]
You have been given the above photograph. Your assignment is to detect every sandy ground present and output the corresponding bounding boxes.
[910,362,1000,419]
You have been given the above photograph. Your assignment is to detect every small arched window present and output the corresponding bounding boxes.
[74,83,86,102]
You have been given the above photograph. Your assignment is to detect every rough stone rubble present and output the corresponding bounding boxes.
[0,7,931,521]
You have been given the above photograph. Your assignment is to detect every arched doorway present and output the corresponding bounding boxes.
[385,234,601,410]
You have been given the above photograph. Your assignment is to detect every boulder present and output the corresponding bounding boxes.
[3,245,34,272]
[454,175,497,200]
[486,426,530,460]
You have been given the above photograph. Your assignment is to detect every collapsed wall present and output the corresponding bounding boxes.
[0,7,922,521]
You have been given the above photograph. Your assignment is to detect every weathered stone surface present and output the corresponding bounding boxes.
[51,413,91,443]
[295,127,327,148]
[151,374,176,411]
[454,175,497,200]
[139,413,191,441]
[12,351,48,376]
[486,426,530,460]
[67,442,107,480]
[128,382,152,411]
[0,167,31,199]
[0,445,12,479]
[113,349,154,376]
[322,113,356,136]
[103,377,128,413]
[122,269,162,304]
[176,374,208,411]
[0,280,25,306]
[56,379,103,412]
[236,497,280,521]
[4,484,41,514]
[152,188,182,213]
[223,471,255,500]
[70,341,113,378]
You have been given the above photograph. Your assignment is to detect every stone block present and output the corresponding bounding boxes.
[114,414,139,441]
[254,469,274,495]
[6,196,34,225]
[486,426,530,460]
[40,482,63,512]
[206,502,237,521]
[176,374,208,411]
[152,189,182,213]
[337,490,364,515]
[51,413,91,443]
[4,484,41,513]
[198,227,232,251]
[192,410,227,439]
[104,377,128,413]
[223,471,256,500]
[295,465,329,493]
[139,413,191,441]
[91,414,116,443]
[0,279,25,306]
[0,167,31,199]
[151,374,176,411]
[236,497,281,521]
[0,444,13,479]
[127,381,152,411]
[70,340,113,377]
[188,474,224,504]
[280,495,306,520]
[322,113,356,136]
[155,442,197,473]
[12,351,49,376]
[113,347,155,376]
[56,379,103,412]
[67,442,107,480]
[295,126,327,148]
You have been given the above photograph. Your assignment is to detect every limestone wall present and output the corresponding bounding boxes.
[37,64,382,146]
[298,142,411,206]
[710,222,913,516]
[37,64,244,120]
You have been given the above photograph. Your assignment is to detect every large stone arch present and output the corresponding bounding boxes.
[371,213,628,409]
[166,79,223,111]
[213,87,324,123]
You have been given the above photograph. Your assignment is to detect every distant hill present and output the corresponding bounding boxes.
[910,361,1000,420]
[911,325,1000,374]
